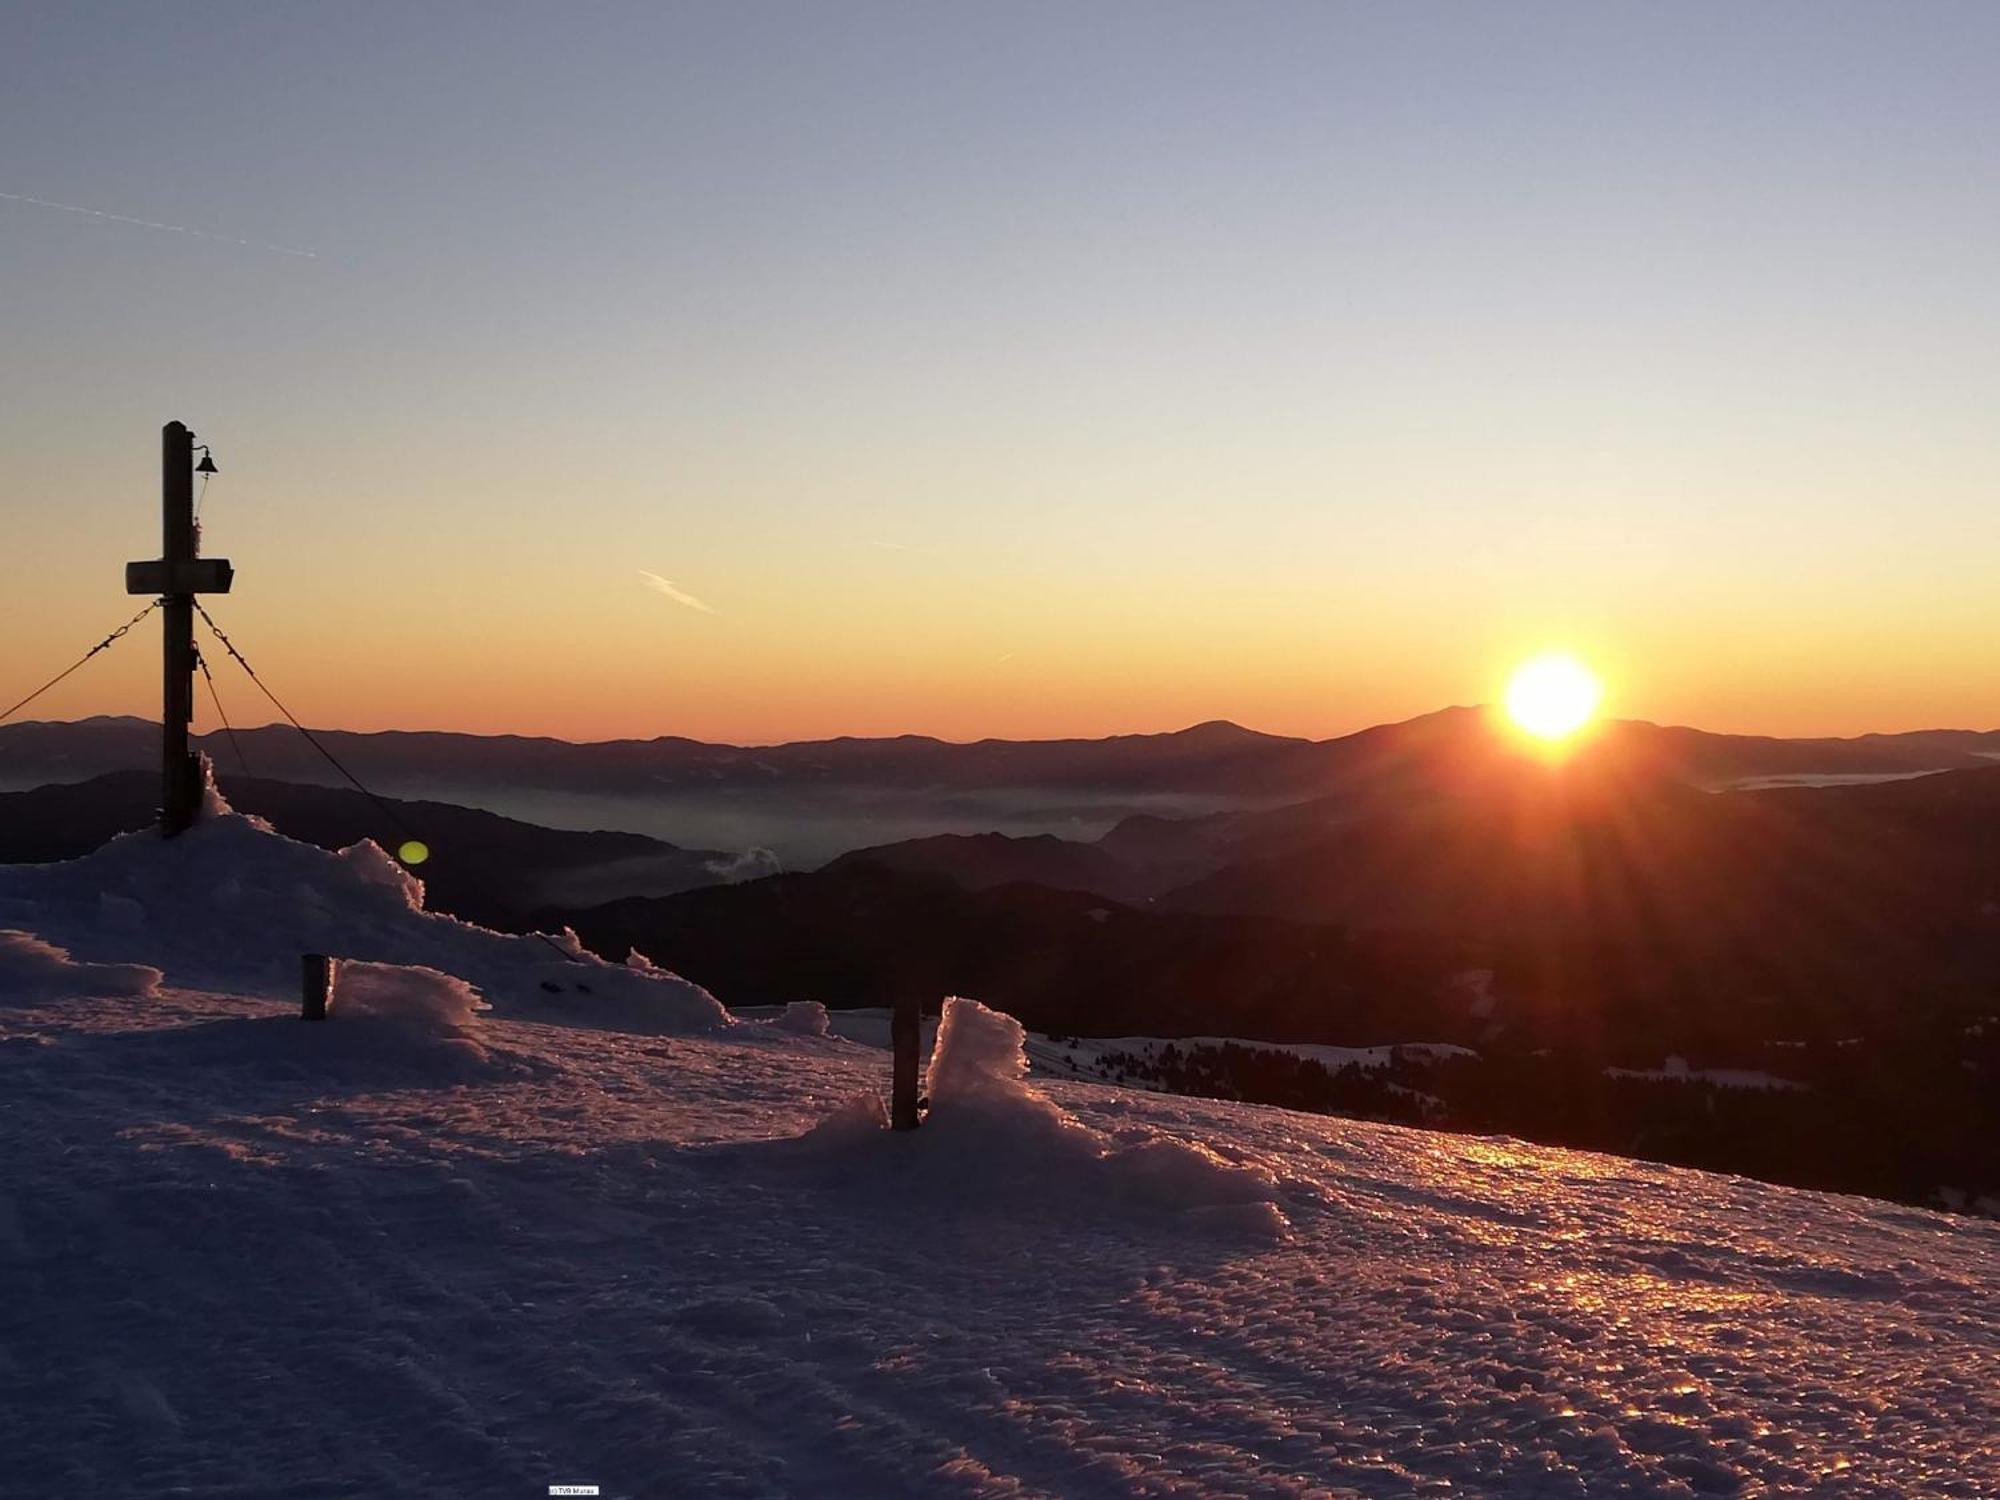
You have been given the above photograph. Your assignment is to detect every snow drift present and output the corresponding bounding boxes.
[809,997,1289,1238]
[0,772,726,1032]
[0,929,161,1002]
[309,959,501,1062]
[768,999,832,1037]
[328,959,485,1032]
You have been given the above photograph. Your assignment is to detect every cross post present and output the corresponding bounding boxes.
[126,422,233,836]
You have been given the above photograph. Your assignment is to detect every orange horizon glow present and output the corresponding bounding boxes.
[5,539,1995,748]
[11,632,1992,750]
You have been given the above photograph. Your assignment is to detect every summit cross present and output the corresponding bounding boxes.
[125,421,233,835]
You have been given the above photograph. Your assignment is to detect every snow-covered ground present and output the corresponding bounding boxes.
[3,793,1998,1497]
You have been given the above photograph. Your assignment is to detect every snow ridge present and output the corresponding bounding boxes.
[0,929,160,1001]
[0,778,726,1032]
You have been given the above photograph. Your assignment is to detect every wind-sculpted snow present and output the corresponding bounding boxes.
[0,783,727,1032]
[330,959,485,1032]
[811,996,1289,1238]
[0,929,161,1001]
[287,958,535,1075]
[767,999,833,1037]
[4,984,1996,1498]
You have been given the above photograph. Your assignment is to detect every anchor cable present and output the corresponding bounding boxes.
[192,599,424,840]
[193,644,253,779]
[192,600,586,966]
[0,599,162,726]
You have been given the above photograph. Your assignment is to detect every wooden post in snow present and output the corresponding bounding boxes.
[891,992,922,1130]
[302,954,335,1021]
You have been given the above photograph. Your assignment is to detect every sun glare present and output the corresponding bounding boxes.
[1504,652,1603,741]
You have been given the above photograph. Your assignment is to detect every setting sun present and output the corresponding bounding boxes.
[1504,652,1604,741]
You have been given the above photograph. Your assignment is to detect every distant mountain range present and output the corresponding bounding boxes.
[3,709,1993,805]
[790,707,2000,897]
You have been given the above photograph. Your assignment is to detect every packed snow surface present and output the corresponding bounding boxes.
[5,981,1999,1498]
[3,803,1998,1497]
[0,928,160,1001]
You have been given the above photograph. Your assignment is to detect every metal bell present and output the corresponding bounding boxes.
[194,450,218,475]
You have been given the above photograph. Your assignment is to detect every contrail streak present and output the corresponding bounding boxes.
[638,571,716,614]
[0,190,317,258]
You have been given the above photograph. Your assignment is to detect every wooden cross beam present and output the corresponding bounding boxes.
[126,422,233,836]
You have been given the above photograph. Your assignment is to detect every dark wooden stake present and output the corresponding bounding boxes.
[302,953,335,1021]
[891,992,922,1130]
[125,421,233,837]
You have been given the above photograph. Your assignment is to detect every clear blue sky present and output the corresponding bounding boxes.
[5,2,1997,740]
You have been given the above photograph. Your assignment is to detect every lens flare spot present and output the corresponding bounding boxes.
[397,840,431,866]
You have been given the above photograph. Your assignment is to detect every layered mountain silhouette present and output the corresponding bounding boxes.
[3,708,1990,801]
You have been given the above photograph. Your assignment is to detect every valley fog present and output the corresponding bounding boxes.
[374,783,1261,867]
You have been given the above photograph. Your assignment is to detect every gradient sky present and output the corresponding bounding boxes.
[5,2,1997,743]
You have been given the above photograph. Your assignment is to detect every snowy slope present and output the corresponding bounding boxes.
[3,799,1998,1498]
